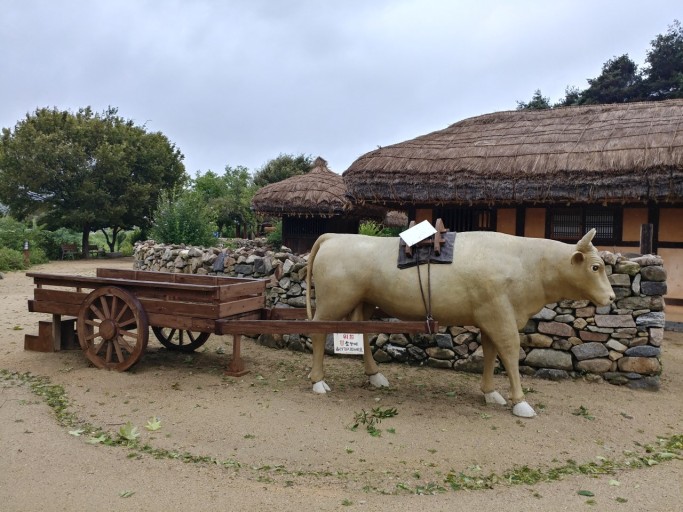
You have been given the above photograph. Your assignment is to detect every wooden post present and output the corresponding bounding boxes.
[640,223,654,255]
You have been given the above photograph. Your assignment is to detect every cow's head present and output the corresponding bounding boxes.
[570,229,615,306]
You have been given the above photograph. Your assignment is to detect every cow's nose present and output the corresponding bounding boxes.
[609,293,616,303]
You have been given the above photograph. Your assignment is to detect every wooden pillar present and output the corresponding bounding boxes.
[640,224,654,255]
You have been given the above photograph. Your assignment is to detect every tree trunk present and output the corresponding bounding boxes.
[81,226,91,259]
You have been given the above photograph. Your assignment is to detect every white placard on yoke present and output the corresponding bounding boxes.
[399,220,437,247]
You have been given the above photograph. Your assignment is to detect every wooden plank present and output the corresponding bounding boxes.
[146,312,216,332]
[28,273,219,293]
[269,308,309,320]
[217,295,266,317]
[218,280,267,301]
[29,300,81,317]
[96,268,260,285]
[34,288,87,305]
[216,319,438,335]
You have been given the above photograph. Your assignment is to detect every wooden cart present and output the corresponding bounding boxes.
[25,268,437,376]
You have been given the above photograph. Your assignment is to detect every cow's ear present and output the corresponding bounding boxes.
[571,251,585,266]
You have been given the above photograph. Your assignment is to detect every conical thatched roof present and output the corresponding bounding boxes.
[251,157,353,218]
[344,99,683,206]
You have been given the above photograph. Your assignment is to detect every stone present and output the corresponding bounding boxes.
[285,296,307,308]
[525,333,553,348]
[640,281,667,296]
[385,344,408,362]
[559,299,590,309]
[234,263,253,275]
[626,376,660,391]
[595,305,612,315]
[374,333,389,348]
[257,333,285,349]
[576,358,612,373]
[554,314,575,323]
[534,368,570,381]
[640,265,666,282]
[614,287,632,300]
[407,346,427,360]
[573,318,588,330]
[211,251,226,271]
[608,273,631,286]
[575,306,596,318]
[435,333,454,349]
[572,342,609,360]
[569,337,582,346]
[452,333,474,345]
[649,328,664,347]
[532,307,556,321]
[448,326,468,336]
[373,349,392,363]
[427,358,453,369]
[603,372,630,385]
[538,321,575,337]
[524,349,573,370]
[426,347,455,360]
[617,357,661,375]
[579,330,609,342]
[253,257,273,275]
[453,344,470,357]
[635,312,665,328]
[594,314,636,328]
[624,345,661,357]
[551,338,573,351]
[608,350,623,361]
[614,260,640,276]
[389,333,410,347]
[606,339,628,352]
[631,273,641,295]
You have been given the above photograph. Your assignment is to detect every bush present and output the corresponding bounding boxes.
[266,221,283,247]
[0,247,26,271]
[149,190,218,246]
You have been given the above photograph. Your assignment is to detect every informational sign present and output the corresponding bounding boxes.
[400,220,437,247]
[333,333,364,354]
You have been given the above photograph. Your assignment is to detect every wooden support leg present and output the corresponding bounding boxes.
[225,334,249,377]
[51,314,62,351]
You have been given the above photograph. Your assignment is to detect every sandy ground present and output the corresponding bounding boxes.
[1,258,682,512]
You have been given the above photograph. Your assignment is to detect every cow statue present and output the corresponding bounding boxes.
[305,229,615,418]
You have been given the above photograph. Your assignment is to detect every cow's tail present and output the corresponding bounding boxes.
[306,234,330,320]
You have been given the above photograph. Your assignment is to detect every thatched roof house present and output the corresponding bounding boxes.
[344,100,683,207]
[252,157,351,218]
[252,157,383,253]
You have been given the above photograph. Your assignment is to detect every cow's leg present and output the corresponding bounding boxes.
[353,303,389,388]
[309,332,330,394]
[481,323,536,418]
[480,333,506,406]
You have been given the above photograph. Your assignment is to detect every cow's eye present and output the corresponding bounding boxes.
[591,264,600,272]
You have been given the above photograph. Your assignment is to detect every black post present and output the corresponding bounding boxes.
[640,223,653,255]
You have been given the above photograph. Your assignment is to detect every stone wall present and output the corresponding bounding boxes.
[134,240,666,389]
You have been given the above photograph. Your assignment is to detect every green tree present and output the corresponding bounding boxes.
[252,153,313,187]
[149,190,217,246]
[193,165,257,237]
[580,54,642,104]
[554,85,583,107]
[642,20,683,99]
[516,89,552,110]
[0,107,186,256]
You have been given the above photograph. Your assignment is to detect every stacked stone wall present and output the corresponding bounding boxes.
[134,240,666,389]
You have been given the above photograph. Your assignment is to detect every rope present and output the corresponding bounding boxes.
[415,243,434,334]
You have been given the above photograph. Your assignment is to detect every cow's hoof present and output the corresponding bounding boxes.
[368,372,389,388]
[312,381,331,394]
[484,391,507,406]
[512,401,537,418]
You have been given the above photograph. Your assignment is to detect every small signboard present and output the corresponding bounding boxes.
[333,333,364,354]
[400,220,437,247]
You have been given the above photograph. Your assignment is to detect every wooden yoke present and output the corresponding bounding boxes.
[404,218,449,257]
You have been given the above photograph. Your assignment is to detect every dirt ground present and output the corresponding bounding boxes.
[1,258,682,511]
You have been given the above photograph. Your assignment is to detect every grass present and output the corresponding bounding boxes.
[2,368,682,496]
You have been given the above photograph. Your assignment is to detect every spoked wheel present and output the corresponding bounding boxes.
[77,286,149,371]
[152,327,210,353]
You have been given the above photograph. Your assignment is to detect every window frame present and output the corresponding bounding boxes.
[547,205,621,245]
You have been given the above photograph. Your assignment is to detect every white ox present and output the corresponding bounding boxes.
[305,229,615,417]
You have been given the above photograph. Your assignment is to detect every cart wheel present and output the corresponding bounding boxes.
[77,286,149,371]
[152,327,210,352]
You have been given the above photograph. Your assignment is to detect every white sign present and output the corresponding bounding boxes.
[333,333,364,354]
[400,220,437,247]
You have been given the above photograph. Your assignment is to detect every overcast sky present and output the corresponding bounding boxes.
[1,1,680,176]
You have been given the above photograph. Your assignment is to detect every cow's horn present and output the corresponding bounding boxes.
[577,229,596,252]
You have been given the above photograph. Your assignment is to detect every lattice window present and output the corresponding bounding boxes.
[434,207,495,232]
[549,207,617,243]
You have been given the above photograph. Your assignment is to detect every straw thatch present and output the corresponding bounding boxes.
[344,100,683,206]
[252,157,352,218]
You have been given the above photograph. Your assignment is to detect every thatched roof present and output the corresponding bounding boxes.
[252,157,383,218]
[344,99,683,206]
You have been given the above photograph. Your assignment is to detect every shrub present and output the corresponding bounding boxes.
[0,247,26,271]
[266,221,283,247]
[149,190,218,246]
